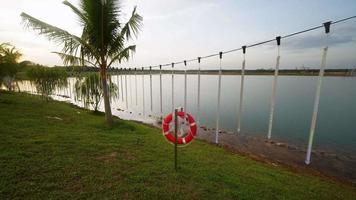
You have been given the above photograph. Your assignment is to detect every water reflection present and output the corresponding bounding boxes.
[16,74,356,155]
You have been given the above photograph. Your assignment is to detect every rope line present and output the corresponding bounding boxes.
[115,15,355,70]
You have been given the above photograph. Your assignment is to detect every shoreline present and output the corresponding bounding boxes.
[142,114,356,186]
[22,92,356,186]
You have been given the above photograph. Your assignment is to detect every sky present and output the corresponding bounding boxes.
[1,0,356,69]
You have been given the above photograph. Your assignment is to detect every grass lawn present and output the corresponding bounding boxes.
[0,91,355,199]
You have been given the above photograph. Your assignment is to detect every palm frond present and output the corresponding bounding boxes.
[62,0,88,26]
[107,45,136,67]
[52,52,96,67]
[20,12,99,62]
[121,6,143,40]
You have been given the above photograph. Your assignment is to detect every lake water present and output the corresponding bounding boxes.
[18,74,356,155]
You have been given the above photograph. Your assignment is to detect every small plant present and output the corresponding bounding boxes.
[27,67,68,100]
[0,43,22,91]
[74,73,117,112]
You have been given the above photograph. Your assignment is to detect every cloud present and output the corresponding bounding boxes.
[285,34,354,50]
[282,25,356,51]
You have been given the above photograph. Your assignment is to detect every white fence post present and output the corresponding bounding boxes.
[116,73,120,100]
[135,68,138,106]
[197,57,201,133]
[267,36,281,139]
[129,68,133,105]
[184,60,188,123]
[149,66,153,113]
[305,22,331,165]
[171,63,175,114]
[159,65,163,118]
[142,67,145,118]
[237,46,247,133]
[215,52,223,144]
[124,68,128,110]
[120,69,124,102]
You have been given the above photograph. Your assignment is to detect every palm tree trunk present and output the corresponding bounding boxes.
[100,66,113,126]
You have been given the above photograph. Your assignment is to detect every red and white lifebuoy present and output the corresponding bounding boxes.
[162,111,197,145]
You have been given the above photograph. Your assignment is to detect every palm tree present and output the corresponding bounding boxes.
[0,43,22,91]
[21,0,142,126]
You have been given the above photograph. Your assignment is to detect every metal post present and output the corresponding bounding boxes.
[125,68,128,110]
[120,69,124,102]
[149,66,153,113]
[197,57,201,133]
[159,65,163,118]
[215,52,223,144]
[87,74,91,101]
[305,22,331,165]
[135,68,138,105]
[267,37,281,139]
[116,73,120,100]
[129,68,133,105]
[183,60,188,125]
[142,67,145,118]
[237,46,247,133]
[174,108,178,171]
[171,63,175,114]
[69,78,72,98]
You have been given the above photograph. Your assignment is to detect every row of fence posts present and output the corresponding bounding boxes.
[18,21,332,165]
[112,21,332,164]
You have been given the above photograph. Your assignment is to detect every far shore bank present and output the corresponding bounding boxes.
[112,69,356,77]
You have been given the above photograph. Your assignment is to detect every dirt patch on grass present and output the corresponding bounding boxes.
[46,116,63,121]
[96,152,118,163]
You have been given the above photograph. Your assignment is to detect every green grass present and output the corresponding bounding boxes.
[0,91,355,199]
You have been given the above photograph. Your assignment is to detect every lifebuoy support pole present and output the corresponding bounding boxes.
[174,108,178,171]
